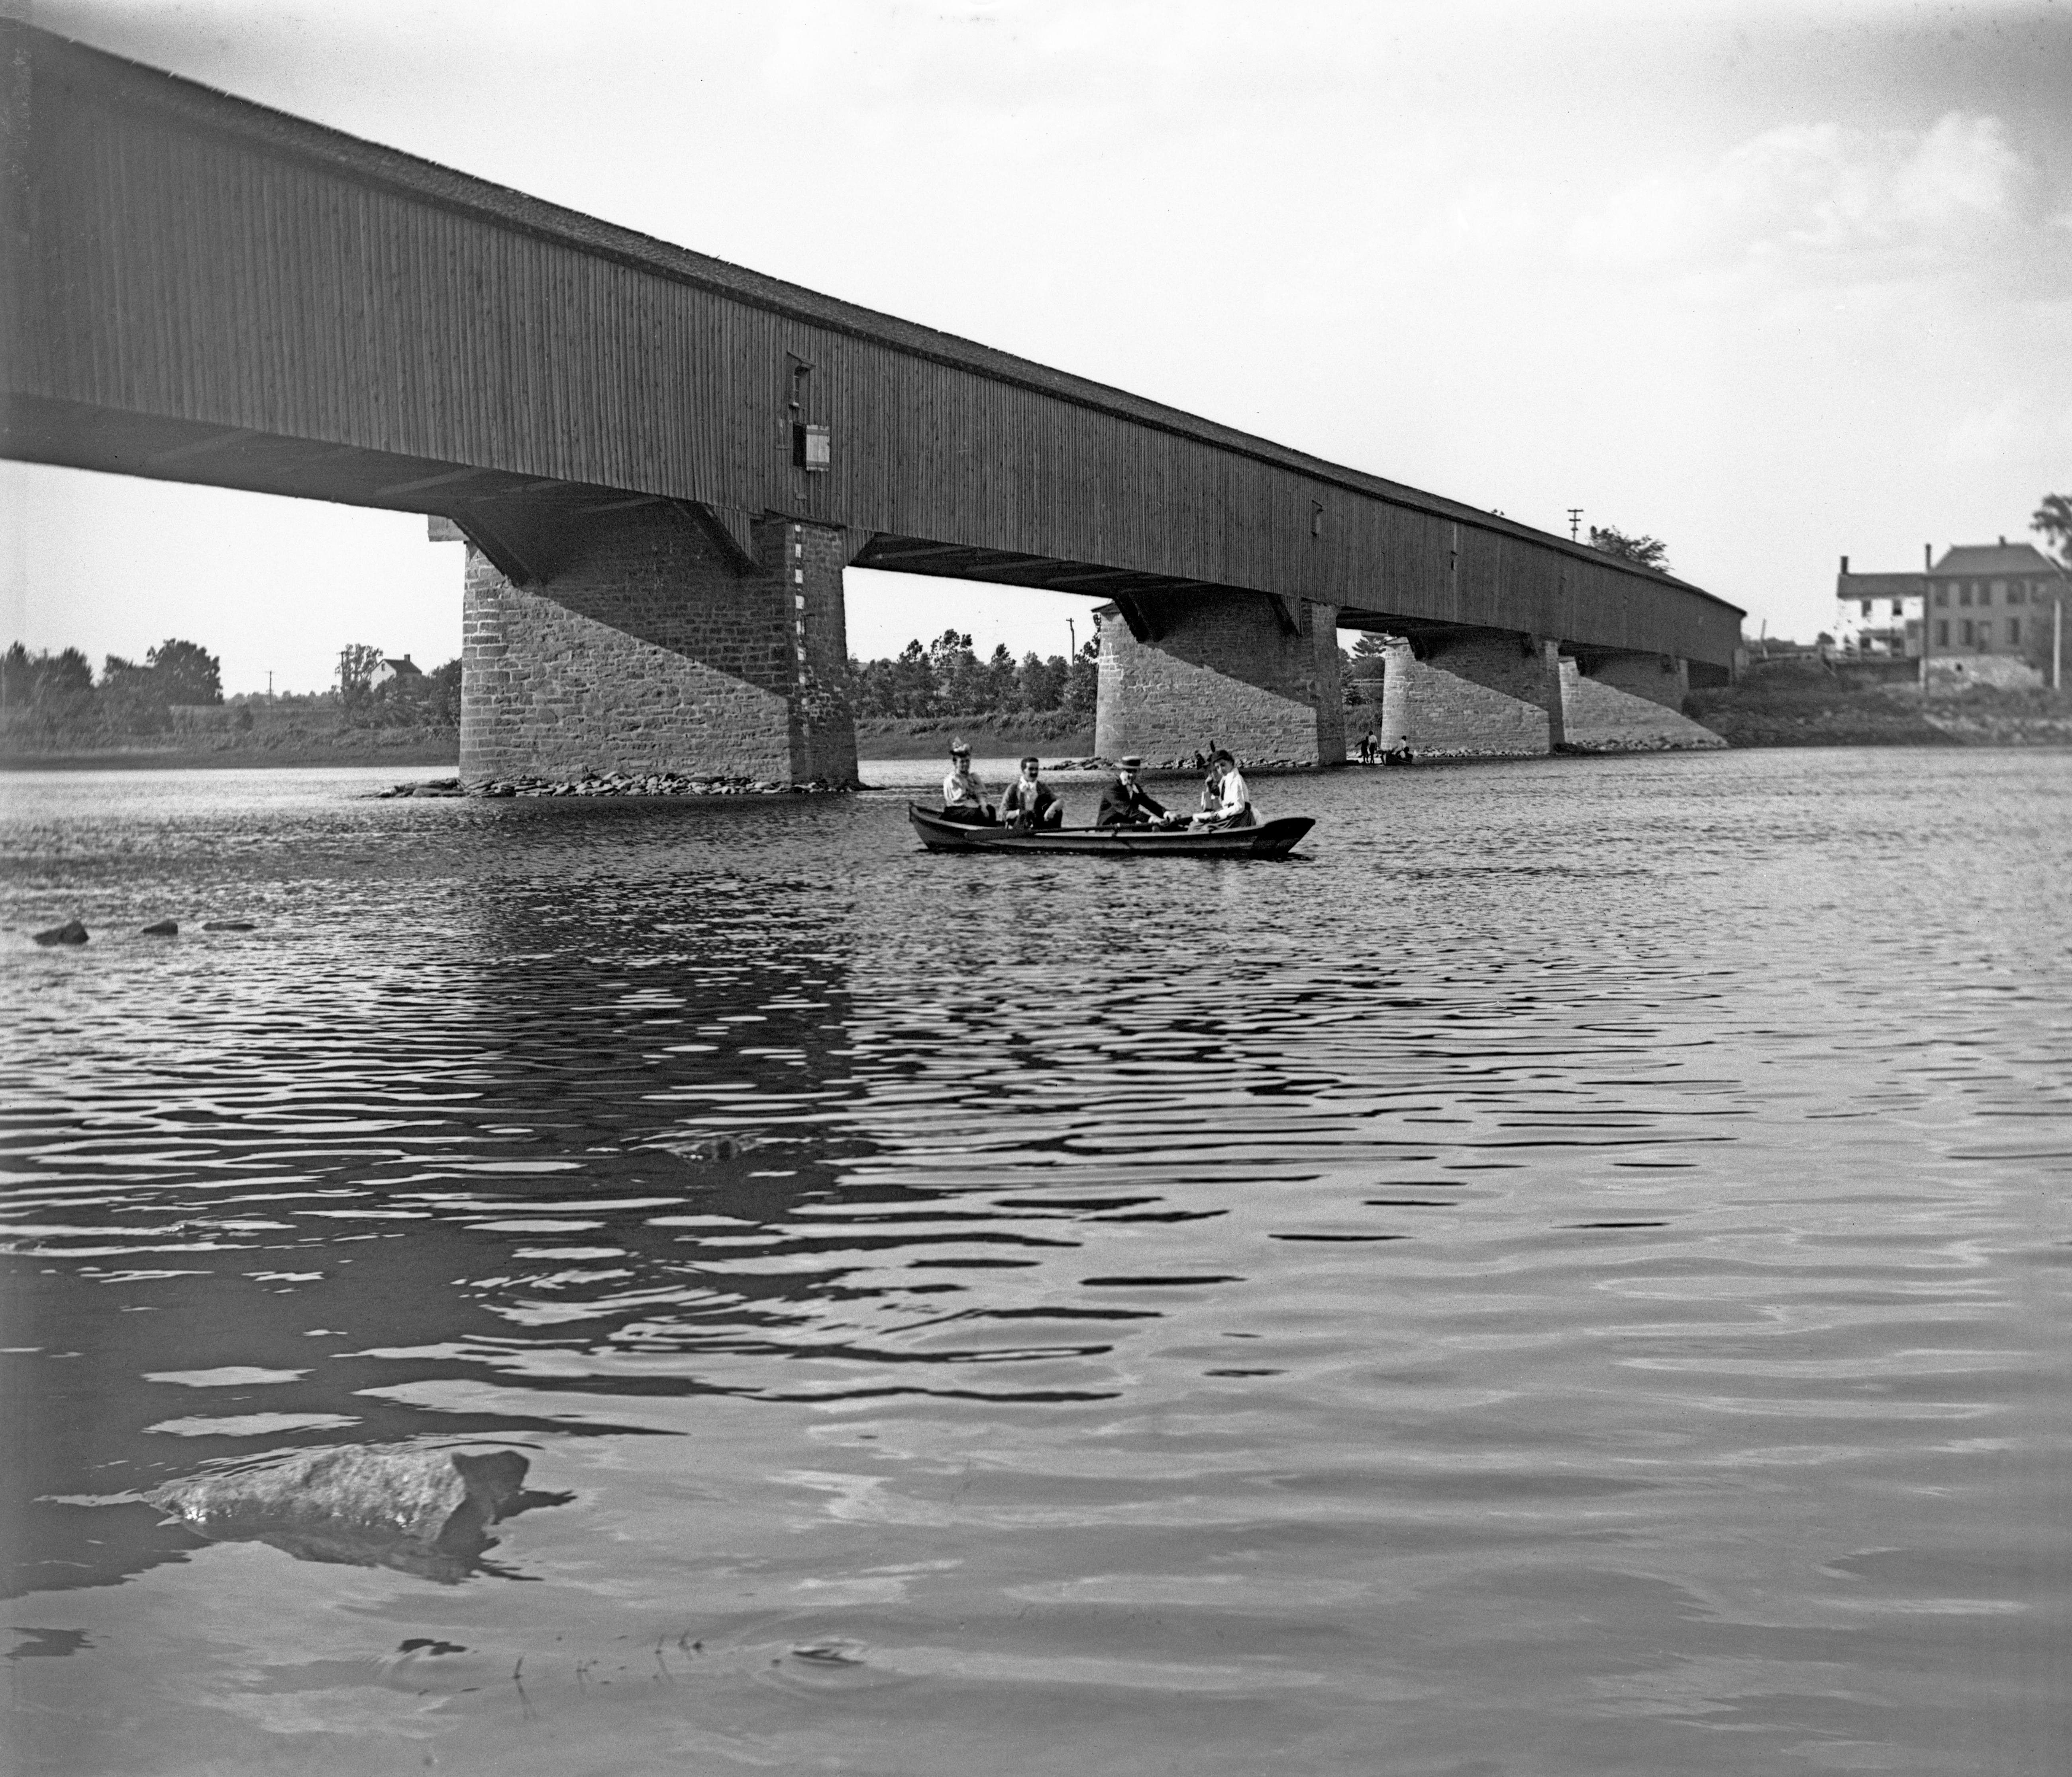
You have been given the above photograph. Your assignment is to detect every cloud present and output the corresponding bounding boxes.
[1569,113,2050,283]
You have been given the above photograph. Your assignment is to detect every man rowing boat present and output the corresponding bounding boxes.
[1096,756,1175,829]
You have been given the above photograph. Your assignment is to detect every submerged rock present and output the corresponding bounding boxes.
[147,1445,566,1583]
[139,919,179,937]
[202,920,256,932]
[32,919,88,946]
[651,1134,754,1164]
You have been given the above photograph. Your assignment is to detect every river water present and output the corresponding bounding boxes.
[2,749,2067,1775]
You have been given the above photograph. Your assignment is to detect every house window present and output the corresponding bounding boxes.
[1891,600,1904,616]
[1860,599,1872,617]
[1960,619,1975,645]
[2008,584,2025,605]
[1959,584,1973,606]
[1935,619,1950,646]
[1934,586,1948,607]
[1980,583,1994,606]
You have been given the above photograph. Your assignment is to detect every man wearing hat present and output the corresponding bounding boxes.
[939,739,995,826]
[1095,756,1171,829]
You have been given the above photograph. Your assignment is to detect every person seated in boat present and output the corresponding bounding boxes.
[999,756,1064,830]
[1192,749,1256,829]
[1096,756,1173,828]
[938,740,995,826]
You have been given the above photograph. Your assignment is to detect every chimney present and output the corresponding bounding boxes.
[1924,543,1932,572]
[1840,554,1849,575]
[1999,535,2007,547]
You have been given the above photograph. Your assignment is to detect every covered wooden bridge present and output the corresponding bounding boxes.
[1,22,1742,781]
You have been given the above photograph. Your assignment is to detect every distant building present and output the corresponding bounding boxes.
[1831,557,1922,657]
[1837,540,2067,685]
[371,654,422,688]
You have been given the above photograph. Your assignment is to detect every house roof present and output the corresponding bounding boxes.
[1930,541,2063,577]
[1836,573,1925,598]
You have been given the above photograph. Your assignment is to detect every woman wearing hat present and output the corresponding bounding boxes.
[938,739,995,826]
[1193,749,1256,830]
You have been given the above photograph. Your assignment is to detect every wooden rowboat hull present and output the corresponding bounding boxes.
[908,804,1314,858]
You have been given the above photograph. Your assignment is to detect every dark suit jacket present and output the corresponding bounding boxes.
[1001,780,1060,824]
[1096,778,1167,828]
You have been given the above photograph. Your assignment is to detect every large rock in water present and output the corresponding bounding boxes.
[147,1446,545,1582]
[32,919,88,946]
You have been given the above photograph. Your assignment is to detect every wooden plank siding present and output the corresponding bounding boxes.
[1,23,1741,667]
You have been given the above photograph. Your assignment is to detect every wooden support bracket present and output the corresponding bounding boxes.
[1109,591,1158,643]
[686,501,761,571]
[445,504,547,588]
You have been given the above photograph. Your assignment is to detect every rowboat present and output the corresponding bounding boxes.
[908,804,1315,858]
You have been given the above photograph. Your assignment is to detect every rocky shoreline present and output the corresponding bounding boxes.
[374,771,855,799]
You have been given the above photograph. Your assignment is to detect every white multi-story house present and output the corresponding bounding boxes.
[1831,557,1922,657]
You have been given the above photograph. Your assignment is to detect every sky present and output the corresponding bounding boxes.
[3,0,2069,692]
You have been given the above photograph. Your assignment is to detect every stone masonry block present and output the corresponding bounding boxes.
[1559,660,1725,752]
[1585,652,1690,712]
[1094,592,1345,766]
[457,504,859,786]
[1375,638,1550,759]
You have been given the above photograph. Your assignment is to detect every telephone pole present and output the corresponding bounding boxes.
[1566,508,1583,542]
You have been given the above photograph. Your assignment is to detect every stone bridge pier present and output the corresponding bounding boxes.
[453,504,859,787]
[1375,630,1567,758]
[1093,590,1346,767]
[1367,628,1723,759]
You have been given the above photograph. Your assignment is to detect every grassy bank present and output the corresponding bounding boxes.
[1,726,460,770]
[3,714,1091,770]
[1688,661,2072,747]
[854,712,1095,760]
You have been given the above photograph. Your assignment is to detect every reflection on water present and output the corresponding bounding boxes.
[2,753,2068,1774]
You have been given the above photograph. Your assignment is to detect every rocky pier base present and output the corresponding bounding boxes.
[375,772,854,800]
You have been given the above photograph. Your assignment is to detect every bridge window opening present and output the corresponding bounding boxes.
[793,423,832,472]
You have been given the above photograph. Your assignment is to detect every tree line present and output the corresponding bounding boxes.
[0,637,463,732]
[846,632,1100,719]
[2,637,227,729]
